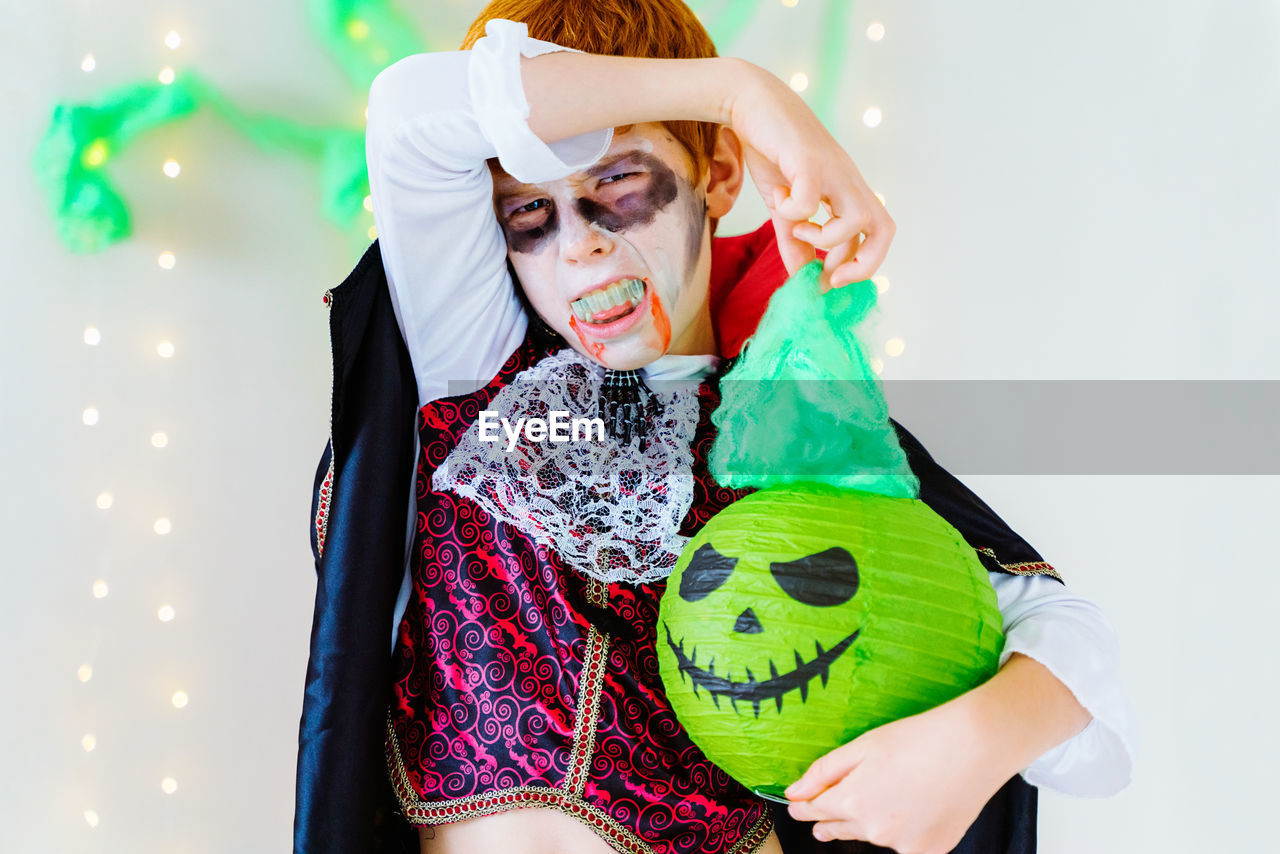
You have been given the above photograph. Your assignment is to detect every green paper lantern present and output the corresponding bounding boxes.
[658,483,1004,793]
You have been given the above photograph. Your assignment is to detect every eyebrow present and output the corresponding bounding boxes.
[581,148,657,179]
[493,148,656,204]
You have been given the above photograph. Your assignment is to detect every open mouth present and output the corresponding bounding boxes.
[570,277,647,326]
[663,623,860,719]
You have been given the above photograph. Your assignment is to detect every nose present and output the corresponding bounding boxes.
[733,608,763,634]
[559,207,613,264]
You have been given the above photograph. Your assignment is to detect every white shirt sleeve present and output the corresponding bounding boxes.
[990,571,1139,797]
[365,18,614,406]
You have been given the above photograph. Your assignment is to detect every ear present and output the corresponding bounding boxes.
[703,125,745,219]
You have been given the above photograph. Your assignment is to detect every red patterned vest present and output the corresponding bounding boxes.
[383,329,774,854]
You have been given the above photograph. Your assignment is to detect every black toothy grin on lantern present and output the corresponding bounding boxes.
[663,623,860,719]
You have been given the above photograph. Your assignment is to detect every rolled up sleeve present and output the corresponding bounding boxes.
[992,571,1139,796]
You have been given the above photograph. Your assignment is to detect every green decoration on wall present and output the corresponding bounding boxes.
[812,0,855,123]
[34,0,851,257]
[697,0,855,132]
[658,260,1004,794]
[306,0,440,90]
[32,73,368,254]
[701,0,760,48]
[33,79,198,254]
[33,0,426,256]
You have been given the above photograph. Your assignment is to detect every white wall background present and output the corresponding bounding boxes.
[1,0,1276,851]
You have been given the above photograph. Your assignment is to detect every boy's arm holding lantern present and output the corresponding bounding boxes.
[787,577,1133,853]
[784,425,1138,852]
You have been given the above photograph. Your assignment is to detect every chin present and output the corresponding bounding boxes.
[603,351,664,371]
[571,331,665,371]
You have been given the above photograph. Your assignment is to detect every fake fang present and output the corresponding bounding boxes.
[663,623,861,719]
[570,278,645,323]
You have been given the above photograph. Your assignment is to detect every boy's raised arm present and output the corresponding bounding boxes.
[367,19,748,404]
[366,35,612,406]
[516,26,894,289]
[366,21,894,403]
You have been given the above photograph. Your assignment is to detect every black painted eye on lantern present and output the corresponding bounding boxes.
[769,547,860,607]
[678,543,738,602]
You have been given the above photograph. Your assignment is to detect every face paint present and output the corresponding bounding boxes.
[568,315,608,363]
[495,126,717,368]
[574,153,679,233]
[647,289,672,353]
[501,213,557,255]
[684,188,709,284]
[501,151,683,257]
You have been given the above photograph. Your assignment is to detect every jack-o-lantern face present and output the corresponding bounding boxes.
[657,483,1005,792]
[666,542,863,718]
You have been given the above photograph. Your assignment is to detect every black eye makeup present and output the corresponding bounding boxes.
[495,149,684,255]
[504,168,646,223]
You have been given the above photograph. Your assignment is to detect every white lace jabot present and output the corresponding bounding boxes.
[432,349,719,585]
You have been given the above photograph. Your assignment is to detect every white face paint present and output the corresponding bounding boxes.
[491,123,714,369]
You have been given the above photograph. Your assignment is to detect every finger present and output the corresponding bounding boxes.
[818,239,859,292]
[811,820,870,844]
[788,774,862,824]
[784,740,864,801]
[826,214,895,284]
[776,171,821,221]
[771,211,816,276]
[786,796,843,824]
[826,262,871,291]
[792,199,867,251]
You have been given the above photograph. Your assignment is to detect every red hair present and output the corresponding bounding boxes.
[461,0,720,177]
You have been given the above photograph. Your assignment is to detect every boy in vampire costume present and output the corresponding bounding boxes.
[294,3,1136,853]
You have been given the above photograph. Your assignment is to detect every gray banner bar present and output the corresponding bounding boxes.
[880,380,1280,475]
[442,379,1280,475]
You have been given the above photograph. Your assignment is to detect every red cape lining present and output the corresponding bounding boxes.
[709,220,829,359]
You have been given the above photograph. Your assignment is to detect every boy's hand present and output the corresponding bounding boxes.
[728,61,896,292]
[782,699,1015,854]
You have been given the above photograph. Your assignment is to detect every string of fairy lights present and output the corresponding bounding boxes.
[75,26,191,834]
[66,0,902,837]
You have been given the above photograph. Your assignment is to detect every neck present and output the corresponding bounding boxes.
[664,298,717,358]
